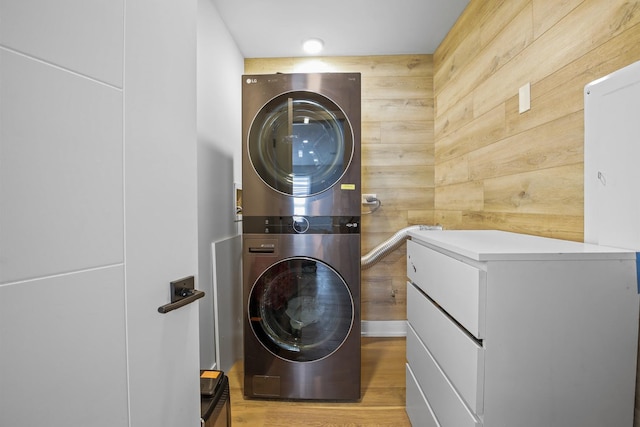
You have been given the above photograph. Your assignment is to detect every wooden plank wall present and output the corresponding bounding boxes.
[244,56,434,321]
[434,0,640,242]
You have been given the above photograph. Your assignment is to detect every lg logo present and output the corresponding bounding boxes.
[246,78,257,84]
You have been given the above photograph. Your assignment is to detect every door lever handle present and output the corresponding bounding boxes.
[158,276,205,314]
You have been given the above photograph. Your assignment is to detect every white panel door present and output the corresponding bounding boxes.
[124,1,200,426]
[1,0,200,426]
[0,50,123,284]
[0,0,124,87]
[0,3,128,426]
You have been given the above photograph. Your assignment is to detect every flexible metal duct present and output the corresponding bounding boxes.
[361,224,442,270]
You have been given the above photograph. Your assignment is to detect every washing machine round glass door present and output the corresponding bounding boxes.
[248,257,354,362]
[248,92,353,197]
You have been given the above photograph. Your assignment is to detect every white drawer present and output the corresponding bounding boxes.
[406,364,440,427]
[407,325,481,427]
[407,240,486,338]
[407,282,485,414]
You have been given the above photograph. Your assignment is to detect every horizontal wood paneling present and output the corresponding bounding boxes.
[433,210,584,241]
[362,98,433,122]
[469,111,583,181]
[362,76,432,100]
[245,55,434,321]
[434,0,640,242]
[436,2,533,116]
[434,0,531,100]
[362,165,433,188]
[381,120,433,144]
[362,144,432,167]
[435,104,506,163]
[472,2,640,119]
[245,55,433,77]
[435,181,484,211]
[532,0,584,38]
[483,163,584,216]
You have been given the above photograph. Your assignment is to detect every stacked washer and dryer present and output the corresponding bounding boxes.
[241,73,362,400]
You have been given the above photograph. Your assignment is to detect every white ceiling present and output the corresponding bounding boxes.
[212,0,470,58]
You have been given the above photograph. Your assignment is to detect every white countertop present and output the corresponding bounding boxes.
[408,229,636,261]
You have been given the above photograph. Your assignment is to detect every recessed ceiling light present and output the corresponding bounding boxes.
[302,38,324,55]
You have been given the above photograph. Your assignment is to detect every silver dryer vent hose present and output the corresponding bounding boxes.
[361,224,443,270]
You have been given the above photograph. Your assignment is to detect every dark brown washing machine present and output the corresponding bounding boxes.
[242,230,361,400]
[241,73,361,400]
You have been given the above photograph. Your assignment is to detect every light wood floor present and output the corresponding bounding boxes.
[227,337,411,427]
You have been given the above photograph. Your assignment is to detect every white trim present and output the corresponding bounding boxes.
[361,320,407,337]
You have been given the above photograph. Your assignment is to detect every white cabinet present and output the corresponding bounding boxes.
[405,230,639,427]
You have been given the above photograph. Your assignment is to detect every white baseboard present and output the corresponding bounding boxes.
[361,320,407,337]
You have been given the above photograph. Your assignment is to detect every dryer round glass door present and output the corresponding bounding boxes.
[248,92,354,196]
[248,257,354,362]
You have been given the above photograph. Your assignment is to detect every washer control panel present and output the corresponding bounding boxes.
[243,216,360,234]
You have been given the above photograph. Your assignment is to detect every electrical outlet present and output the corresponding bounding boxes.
[362,194,377,205]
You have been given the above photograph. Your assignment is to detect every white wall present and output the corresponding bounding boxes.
[1,1,201,426]
[196,0,244,370]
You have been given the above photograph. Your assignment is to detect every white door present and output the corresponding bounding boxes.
[0,1,200,426]
[124,1,200,425]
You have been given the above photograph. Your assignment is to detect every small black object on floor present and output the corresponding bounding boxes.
[200,370,231,427]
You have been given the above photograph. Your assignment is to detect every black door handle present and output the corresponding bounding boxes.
[158,276,205,314]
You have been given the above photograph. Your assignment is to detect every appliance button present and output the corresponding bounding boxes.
[292,216,310,234]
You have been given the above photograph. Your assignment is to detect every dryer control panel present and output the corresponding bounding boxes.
[243,216,360,234]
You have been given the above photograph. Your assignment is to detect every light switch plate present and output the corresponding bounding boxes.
[519,82,531,113]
